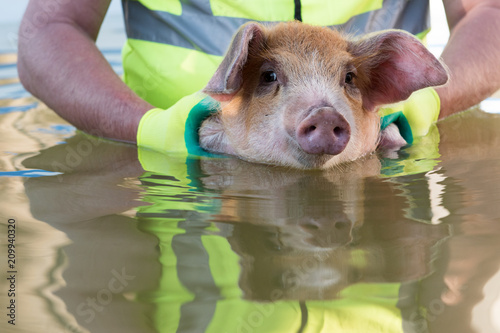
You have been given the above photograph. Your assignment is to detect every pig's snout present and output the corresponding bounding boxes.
[296,108,351,156]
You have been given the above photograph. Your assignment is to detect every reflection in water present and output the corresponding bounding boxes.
[0,107,498,332]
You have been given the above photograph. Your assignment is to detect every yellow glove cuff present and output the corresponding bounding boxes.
[379,87,441,141]
[137,92,209,154]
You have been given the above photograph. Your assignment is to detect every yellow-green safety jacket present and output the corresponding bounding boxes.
[122,0,430,109]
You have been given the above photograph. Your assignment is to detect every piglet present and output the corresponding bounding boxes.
[199,22,448,169]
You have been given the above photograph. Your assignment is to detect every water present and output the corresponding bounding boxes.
[2,7,500,333]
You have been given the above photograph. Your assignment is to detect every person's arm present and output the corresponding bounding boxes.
[437,0,500,118]
[17,0,152,143]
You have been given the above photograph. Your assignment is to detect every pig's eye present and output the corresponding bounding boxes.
[262,71,278,83]
[345,72,355,84]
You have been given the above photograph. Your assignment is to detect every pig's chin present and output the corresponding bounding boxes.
[288,139,379,169]
[291,153,337,169]
[291,151,357,169]
[237,154,334,170]
[240,142,348,169]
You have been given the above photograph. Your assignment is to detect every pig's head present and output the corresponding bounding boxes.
[200,22,448,169]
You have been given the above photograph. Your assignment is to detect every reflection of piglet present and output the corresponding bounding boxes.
[200,22,448,169]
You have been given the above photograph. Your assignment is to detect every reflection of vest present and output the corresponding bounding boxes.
[136,150,445,333]
[122,0,430,109]
[136,161,408,333]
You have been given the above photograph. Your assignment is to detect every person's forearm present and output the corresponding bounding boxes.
[437,2,500,118]
[18,21,152,142]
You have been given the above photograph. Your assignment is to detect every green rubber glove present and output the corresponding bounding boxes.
[137,92,219,156]
[379,87,441,144]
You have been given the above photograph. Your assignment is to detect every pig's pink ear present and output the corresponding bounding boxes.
[349,30,448,111]
[203,23,265,102]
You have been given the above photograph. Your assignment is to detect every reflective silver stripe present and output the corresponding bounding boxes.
[123,0,250,56]
[342,0,430,36]
[123,0,430,57]
[172,219,221,333]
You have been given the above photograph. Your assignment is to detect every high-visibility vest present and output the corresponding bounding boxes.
[122,0,430,109]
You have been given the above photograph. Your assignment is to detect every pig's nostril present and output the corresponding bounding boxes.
[333,126,343,136]
[305,125,316,135]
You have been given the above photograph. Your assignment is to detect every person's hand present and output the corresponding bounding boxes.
[137,92,220,156]
[379,87,441,144]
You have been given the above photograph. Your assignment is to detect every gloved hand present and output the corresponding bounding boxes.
[378,87,442,177]
[137,91,220,156]
[379,87,441,144]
